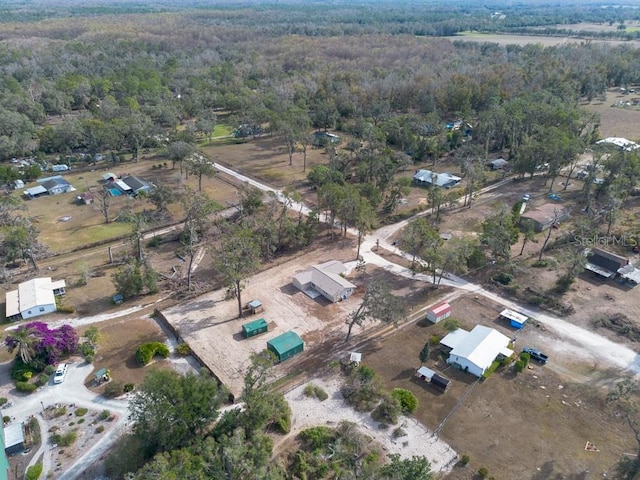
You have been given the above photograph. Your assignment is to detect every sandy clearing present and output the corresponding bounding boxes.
[160,243,358,399]
[280,377,458,474]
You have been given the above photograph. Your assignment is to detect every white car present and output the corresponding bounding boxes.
[53,363,68,384]
[522,194,531,202]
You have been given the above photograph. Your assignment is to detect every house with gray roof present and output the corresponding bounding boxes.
[121,175,153,196]
[292,260,356,303]
[413,169,462,189]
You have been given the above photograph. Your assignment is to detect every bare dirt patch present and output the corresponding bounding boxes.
[584,87,640,140]
[361,294,636,479]
[43,403,120,478]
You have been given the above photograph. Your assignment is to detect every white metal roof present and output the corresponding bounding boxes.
[4,422,24,449]
[446,325,512,372]
[5,290,20,318]
[7,278,58,315]
[596,137,640,151]
[24,185,47,196]
[414,169,462,187]
[417,366,435,380]
[500,309,528,325]
[440,328,469,350]
[293,260,356,299]
[114,179,131,191]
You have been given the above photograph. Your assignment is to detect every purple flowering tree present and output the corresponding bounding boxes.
[5,322,78,367]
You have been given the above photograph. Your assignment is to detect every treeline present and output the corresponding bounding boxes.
[3,7,640,163]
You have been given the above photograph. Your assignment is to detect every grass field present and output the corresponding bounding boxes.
[451,31,640,48]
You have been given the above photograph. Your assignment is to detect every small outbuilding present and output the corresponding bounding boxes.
[77,192,94,205]
[500,308,528,329]
[426,302,452,323]
[585,248,629,279]
[242,318,269,338]
[618,264,640,287]
[3,422,24,455]
[416,366,452,392]
[431,374,452,392]
[520,204,570,232]
[487,158,508,170]
[246,299,264,315]
[267,331,304,362]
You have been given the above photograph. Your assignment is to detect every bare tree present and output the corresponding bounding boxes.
[95,187,112,224]
[346,279,405,341]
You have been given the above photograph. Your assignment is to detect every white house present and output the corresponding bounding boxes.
[5,277,66,321]
[413,169,461,189]
[292,260,356,303]
[440,325,513,377]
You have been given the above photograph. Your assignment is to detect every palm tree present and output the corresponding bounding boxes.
[6,326,36,365]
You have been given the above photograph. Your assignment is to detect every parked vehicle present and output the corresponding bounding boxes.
[522,348,548,364]
[53,363,68,384]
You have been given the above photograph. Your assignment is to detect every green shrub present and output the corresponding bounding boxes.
[84,354,94,364]
[11,359,38,382]
[303,384,316,397]
[460,454,470,466]
[443,318,460,332]
[56,431,77,447]
[514,360,525,373]
[16,381,37,393]
[26,463,43,480]
[104,381,124,398]
[147,236,163,248]
[174,343,191,356]
[75,408,88,417]
[429,334,441,345]
[77,418,85,424]
[44,365,56,375]
[392,427,407,438]
[98,410,111,421]
[314,386,329,401]
[391,388,418,413]
[532,259,549,268]
[482,360,502,379]
[68,422,75,426]
[478,466,489,478]
[304,383,329,401]
[519,352,531,366]
[493,272,513,285]
[53,406,67,418]
[56,304,75,314]
[298,426,334,449]
[124,383,135,393]
[0,398,6,407]
[3,416,10,424]
[36,374,49,387]
[135,342,170,366]
[501,355,514,367]
[95,425,105,434]
[371,396,401,425]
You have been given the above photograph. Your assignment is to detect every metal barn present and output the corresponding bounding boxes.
[267,331,304,362]
[242,318,268,338]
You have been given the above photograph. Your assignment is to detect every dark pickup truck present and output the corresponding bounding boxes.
[522,347,549,364]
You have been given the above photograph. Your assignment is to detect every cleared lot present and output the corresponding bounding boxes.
[160,242,359,398]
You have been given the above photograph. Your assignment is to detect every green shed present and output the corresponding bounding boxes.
[267,331,304,362]
[242,318,268,338]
